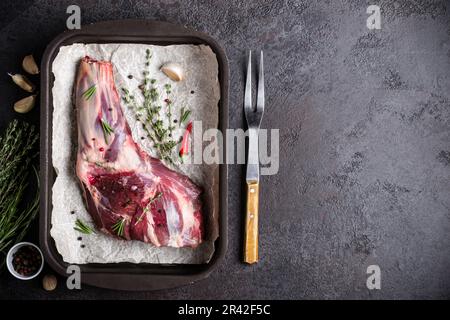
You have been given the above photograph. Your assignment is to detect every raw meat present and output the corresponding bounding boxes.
[74,56,203,247]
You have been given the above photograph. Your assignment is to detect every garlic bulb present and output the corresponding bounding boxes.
[161,63,184,81]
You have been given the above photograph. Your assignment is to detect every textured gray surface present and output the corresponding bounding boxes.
[0,0,449,299]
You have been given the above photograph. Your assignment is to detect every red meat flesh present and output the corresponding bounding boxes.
[75,56,203,247]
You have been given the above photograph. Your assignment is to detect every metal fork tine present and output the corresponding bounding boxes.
[257,51,264,112]
[245,51,252,112]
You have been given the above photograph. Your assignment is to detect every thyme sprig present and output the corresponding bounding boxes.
[164,83,176,138]
[134,192,163,226]
[121,48,180,165]
[111,218,126,237]
[74,219,94,234]
[0,120,39,270]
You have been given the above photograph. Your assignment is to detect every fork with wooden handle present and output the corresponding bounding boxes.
[244,51,264,264]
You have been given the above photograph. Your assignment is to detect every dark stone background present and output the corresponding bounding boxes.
[0,0,449,299]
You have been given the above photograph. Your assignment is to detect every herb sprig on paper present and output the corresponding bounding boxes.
[74,219,94,234]
[121,49,192,165]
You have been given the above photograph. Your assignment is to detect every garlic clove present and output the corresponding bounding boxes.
[14,95,36,113]
[161,63,184,81]
[8,73,35,92]
[42,274,57,291]
[22,54,39,75]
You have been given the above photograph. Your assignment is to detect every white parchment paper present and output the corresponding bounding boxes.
[51,43,220,264]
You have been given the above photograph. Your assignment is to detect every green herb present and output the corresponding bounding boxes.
[180,107,191,125]
[120,48,180,164]
[74,219,95,234]
[164,84,175,137]
[82,84,96,100]
[164,83,172,94]
[100,119,114,144]
[111,218,126,237]
[150,192,163,204]
[149,88,159,101]
[134,192,163,225]
[94,161,106,168]
[0,120,39,270]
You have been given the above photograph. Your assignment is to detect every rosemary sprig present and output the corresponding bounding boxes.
[82,84,96,100]
[134,192,163,225]
[180,107,191,126]
[100,118,114,144]
[74,219,94,234]
[111,218,126,237]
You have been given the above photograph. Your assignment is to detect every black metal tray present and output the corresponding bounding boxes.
[39,20,228,291]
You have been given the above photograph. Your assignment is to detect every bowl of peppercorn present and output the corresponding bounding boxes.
[6,242,44,280]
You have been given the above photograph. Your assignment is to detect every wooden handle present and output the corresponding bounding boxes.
[244,181,259,264]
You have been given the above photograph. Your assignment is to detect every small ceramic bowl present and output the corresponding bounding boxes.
[6,242,44,280]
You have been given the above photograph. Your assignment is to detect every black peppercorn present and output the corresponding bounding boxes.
[12,245,42,277]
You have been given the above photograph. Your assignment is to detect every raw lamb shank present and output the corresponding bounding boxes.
[75,56,203,247]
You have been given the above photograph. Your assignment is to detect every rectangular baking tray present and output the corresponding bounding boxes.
[39,20,228,291]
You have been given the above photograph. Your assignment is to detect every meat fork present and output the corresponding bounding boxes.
[244,51,264,264]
